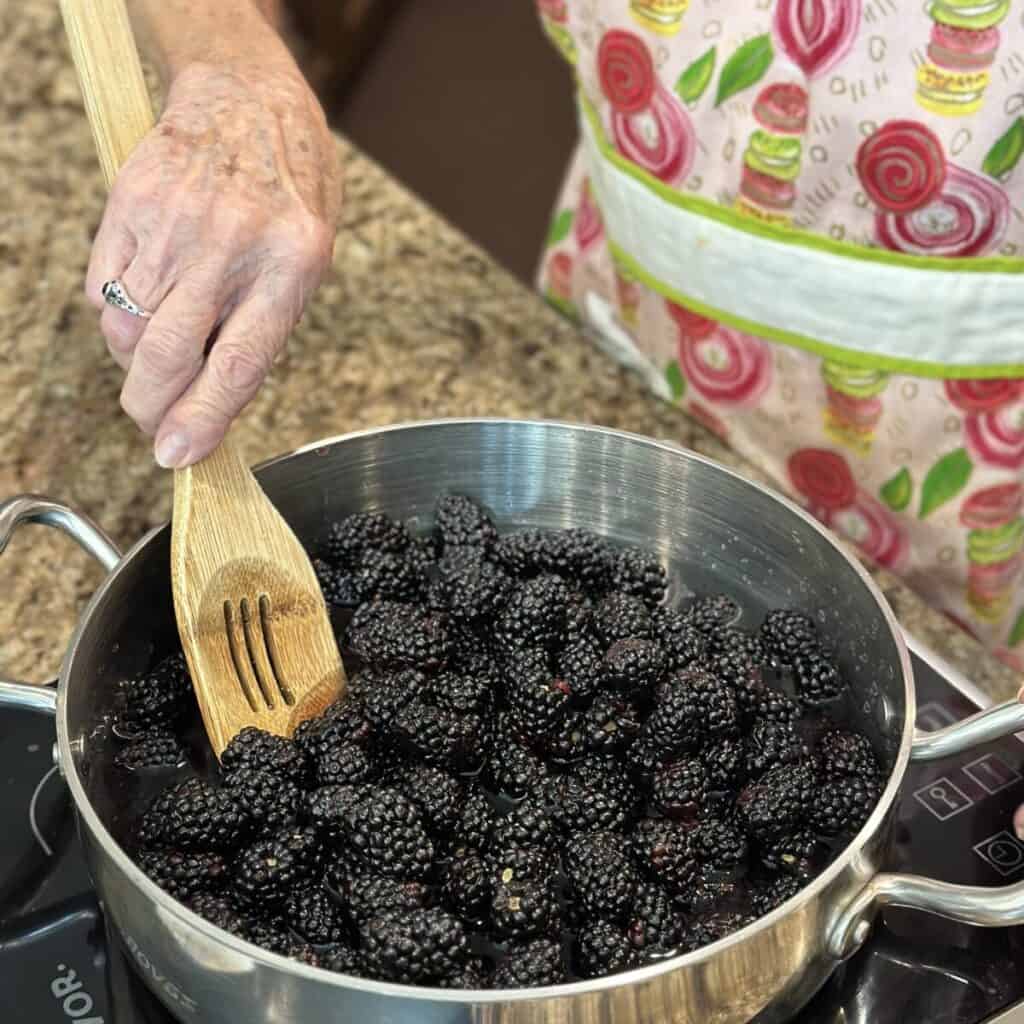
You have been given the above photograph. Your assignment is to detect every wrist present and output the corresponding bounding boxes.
[129,0,289,82]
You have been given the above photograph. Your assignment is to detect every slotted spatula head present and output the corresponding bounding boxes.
[59,0,346,756]
[170,445,345,755]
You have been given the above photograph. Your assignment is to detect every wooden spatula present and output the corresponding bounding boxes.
[60,0,346,756]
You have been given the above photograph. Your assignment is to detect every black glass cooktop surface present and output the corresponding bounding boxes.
[4,643,1024,1023]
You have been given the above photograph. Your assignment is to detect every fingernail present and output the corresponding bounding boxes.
[155,431,190,469]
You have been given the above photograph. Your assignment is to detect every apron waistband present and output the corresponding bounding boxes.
[579,96,1024,380]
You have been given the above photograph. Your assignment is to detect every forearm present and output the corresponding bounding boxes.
[126,0,287,82]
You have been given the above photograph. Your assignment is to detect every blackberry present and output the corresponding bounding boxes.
[685,594,741,634]
[352,548,428,603]
[434,494,499,551]
[550,774,635,834]
[576,921,637,978]
[491,804,557,853]
[304,784,362,845]
[321,943,364,975]
[642,669,739,756]
[608,545,667,608]
[690,819,749,873]
[315,741,377,788]
[434,552,512,623]
[246,917,321,964]
[390,762,466,836]
[487,845,556,885]
[542,710,588,764]
[592,592,652,643]
[565,832,641,924]
[453,789,496,850]
[115,731,187,771]
[393,700,486,772]
[313,558,360,607]
[495,575,573,651]
[652,758,709,822]
[735,762,816,841]
[745,720,809,777]
[231,827,321,909]
[581,692,642,754]
[749,874,802,916]
[282,885,350,945]
[487,736,550,799]
[223,768,301,834]
[721,664,801,725]
[221,726,308,784]
[651,609,705,669]
[706,627,768,665]
[810,776,880,837]
[705,648,760,689]
[442,849,492,920]
[792,641,844,706]
[431,669,494,717]
[493,530,549,578]
[816,729,881,782]
[450,647,505,692]
[623,738,672,781]
[437,958,492,990]
[602,637,667,693]
[137,849,226,901]
[761,829,828,880]
[326,511,410,568]
[361,908,468,984]
[491,878,560,940]
[627,818,698,893]
[343,788,434,879]
[345,601,452,672]
[115,653,192,735]
[626,884,684,955]
[676,863,741,914]
[760,609,818,666]
[563,593,596,644]
[187,892,249,936]
[346,667,427,731]
[294,702,374,761]
[571,754,639,799]
[702,737,745,791]
[681,911,755,952]
[545,528,614,591]
[505,663,571,737]
[557,637,605,701]
[138,778,250,852]
[332,871,432,924]
[492,939,567,988]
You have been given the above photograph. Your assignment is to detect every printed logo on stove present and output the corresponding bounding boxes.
[122,934,199,1014]
[51,964,102,1023]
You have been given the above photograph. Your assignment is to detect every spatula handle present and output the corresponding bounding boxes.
[59,0,154,188]
[60,0,256,490]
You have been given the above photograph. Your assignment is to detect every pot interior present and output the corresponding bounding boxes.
[61,420,910,853]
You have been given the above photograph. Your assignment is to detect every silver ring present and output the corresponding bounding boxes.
[101,279,153,320]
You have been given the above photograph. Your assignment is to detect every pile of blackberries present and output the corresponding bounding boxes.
[119,495,882,988]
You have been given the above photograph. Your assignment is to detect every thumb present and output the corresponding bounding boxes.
[1014,803,1024,843]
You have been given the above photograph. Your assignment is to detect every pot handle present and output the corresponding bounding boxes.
[0,493,122,687]
[828,696,1024,960]
[0,494,121,571]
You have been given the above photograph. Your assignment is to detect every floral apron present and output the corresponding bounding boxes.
[536,0,1024,667]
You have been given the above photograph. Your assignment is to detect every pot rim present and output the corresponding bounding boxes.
[54,417,915,1003]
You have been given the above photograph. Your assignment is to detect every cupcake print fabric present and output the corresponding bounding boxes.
[536,0,1024,666]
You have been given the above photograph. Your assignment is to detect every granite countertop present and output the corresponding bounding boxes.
[0,3,1017,703]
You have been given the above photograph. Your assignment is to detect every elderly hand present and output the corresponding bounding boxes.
[86,51,340,467]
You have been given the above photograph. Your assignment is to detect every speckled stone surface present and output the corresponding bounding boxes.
[0,2,1017,703]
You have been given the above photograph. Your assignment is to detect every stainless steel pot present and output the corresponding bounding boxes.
[4,419,1024,1024]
